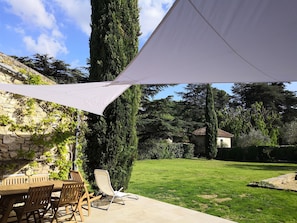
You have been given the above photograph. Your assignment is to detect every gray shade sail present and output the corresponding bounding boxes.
[1,0,297,115]
[114,0,297,84]
[0,82,130,116]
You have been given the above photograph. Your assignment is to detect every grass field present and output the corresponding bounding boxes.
[128,159,297,223]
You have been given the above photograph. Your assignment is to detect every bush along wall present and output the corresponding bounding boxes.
[216,146,297,163]
[138,140,194,160]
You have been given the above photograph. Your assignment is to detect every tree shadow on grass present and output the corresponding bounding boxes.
[225,163,297,171]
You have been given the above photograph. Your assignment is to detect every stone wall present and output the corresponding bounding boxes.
[0,52,59,177]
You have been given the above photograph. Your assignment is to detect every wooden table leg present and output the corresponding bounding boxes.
[0,195,16,223]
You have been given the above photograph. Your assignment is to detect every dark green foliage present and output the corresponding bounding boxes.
[182,143,195,159]
[176,84,230,135]
[280,120,297,144]
[270,146,297,162]
[138,98,185,142]
[141,85,172,100]
[177,84,207,126]
[217,147,268,161]
[138,139,194,160]
[205,84,218,159]
[219,102,281,147]
[86,0,140,190]
[217,146,297,162]
[13,54,88,83]
[232,83,297,123]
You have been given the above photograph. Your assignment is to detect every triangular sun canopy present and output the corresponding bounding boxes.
[114,0,297,84]
[0,82,130,116]
[1,0,297,115]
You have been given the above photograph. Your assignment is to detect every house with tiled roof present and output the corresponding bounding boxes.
[191,127,234,156]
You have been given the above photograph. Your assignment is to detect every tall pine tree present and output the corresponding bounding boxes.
[205,84,218,159]
[86,0,140,190]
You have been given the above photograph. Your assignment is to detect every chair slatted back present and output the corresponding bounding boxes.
[70,170,88,198]
[70,171,84,183]
[51,182,84,222]
[69,170,102,221]
[23,184,54,213]
[29,174,49,183]
[58,183,85,206]
[2,174,28,185]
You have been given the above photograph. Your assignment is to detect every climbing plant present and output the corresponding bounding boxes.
[0,69,84,179]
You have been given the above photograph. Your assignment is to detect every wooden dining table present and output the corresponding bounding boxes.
[0,180,75,223]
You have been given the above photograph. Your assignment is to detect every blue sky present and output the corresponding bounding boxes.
[0,0,296,100]
[156,82,297,100]
[0,0,174,67]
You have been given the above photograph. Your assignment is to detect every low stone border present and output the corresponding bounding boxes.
[247,173,297,192]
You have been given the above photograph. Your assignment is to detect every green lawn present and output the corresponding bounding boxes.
[128,159,297,223]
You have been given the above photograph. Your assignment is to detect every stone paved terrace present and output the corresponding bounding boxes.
[82,195,237,223]
[6,194,237,222]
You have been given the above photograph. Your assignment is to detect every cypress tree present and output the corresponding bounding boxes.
[86,0,140,190]
[205,84,218,159]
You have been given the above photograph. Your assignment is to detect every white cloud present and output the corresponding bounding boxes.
[3,0,56,29]
[69,59,82,68]
[23,33,68,57]
[53,0,172,38]
[3,0,68,57]
[2,0,174,58]
[13,27,25,35]
[5,25,25,35]
[54,0,91,35]
[139,0,174,39]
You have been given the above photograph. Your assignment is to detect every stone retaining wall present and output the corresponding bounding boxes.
[0,52,59,177]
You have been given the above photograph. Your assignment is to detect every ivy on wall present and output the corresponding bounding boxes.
[0,69,85,179]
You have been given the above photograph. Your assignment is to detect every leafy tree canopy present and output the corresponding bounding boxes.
[13,54,88,83]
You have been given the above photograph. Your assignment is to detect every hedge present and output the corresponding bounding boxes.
[216,146,297,162]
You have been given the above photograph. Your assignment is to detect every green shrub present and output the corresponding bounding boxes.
[138,139,160,160]
[138,140,194,160]
[183,143,194,159]
[280,120,297,144]
[236,129,271,147]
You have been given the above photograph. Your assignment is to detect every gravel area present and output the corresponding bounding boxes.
[248,173,297,192]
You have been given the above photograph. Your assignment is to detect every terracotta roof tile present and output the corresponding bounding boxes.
[192,127,234,138]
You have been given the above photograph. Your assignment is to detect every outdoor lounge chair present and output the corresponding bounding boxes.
[93,169,138,211]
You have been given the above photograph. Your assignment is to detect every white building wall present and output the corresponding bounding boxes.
[217,137,231,148]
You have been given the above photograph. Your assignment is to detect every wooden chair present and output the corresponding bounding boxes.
[29,174,50,183]
[69,171,102,221]
[1,174,30,209]
[1,174,29,185]
[13,184,54,223]
[51,182,84,223]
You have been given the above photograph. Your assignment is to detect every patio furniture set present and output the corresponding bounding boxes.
[0,169,137,222]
